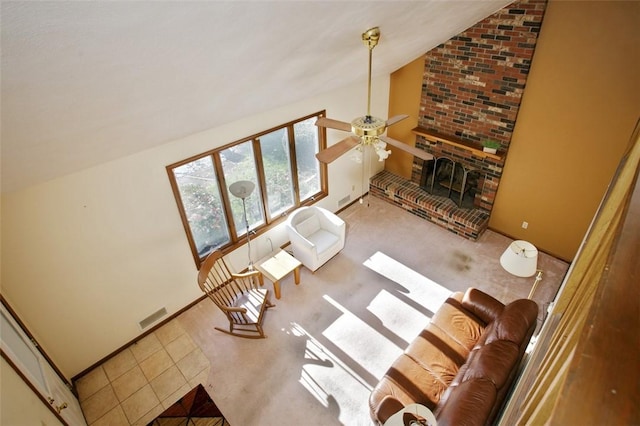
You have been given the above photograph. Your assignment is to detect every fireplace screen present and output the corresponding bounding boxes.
[420,157,484,208]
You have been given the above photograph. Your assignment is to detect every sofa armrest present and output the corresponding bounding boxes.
[372,395,405,425]
[461,288,505,325]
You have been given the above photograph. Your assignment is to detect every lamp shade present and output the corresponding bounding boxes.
[500,240,538,277]
[229,180,255,199]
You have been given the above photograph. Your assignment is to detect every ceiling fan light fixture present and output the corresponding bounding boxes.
[373,140,391,161]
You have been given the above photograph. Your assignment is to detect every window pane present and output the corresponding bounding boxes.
[220,141,265,235]
[173,156,230,256]
[294,117,321,200]
[260,128,295,216]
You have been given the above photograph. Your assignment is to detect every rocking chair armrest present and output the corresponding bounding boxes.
[231,270,262,280]
[219,305,247,314]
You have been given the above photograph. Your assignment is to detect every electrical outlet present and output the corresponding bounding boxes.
[352,185,355,191]
[522,221,529,229]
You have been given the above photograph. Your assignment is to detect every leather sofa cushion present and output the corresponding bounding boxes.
[370,354,449,411]
[461,340,519,389]
[485,298,538,346]
[429,295,486,354]
[405,329,467,379]
[434,379,497,426]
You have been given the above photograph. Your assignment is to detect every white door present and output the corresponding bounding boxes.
[1,303,87,425]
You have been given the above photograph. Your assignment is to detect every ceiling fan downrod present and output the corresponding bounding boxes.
[362,27,380,121]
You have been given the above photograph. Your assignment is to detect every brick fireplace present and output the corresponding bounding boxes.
[371,0,547,239]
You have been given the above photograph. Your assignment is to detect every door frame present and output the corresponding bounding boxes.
[1,295,84,425]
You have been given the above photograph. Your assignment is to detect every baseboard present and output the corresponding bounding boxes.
[71,294,208,385]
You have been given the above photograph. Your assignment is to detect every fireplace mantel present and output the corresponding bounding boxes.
[412,126,504,161]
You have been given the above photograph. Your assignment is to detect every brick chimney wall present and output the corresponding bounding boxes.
[413,0,547,211]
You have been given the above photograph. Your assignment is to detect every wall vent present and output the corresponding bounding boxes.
[138,307,167,330]
[338,195,351,207]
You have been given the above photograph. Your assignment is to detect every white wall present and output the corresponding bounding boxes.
[0,77,390,378]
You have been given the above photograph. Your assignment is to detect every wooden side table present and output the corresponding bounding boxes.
[255,250,301,299]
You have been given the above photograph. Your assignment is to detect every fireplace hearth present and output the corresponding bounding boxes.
[370,170,489,240]
[368,129,505,240]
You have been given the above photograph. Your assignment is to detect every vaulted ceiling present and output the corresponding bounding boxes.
[1,1,511,192]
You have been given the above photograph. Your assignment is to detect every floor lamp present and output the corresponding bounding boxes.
[499,240,538,277]
[229,180,255,270]
[499,240,541,299]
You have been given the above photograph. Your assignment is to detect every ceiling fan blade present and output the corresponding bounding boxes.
[316,136,361,164]
[386,114,409,127]
[315,117,352,133]
[380,136,434,162]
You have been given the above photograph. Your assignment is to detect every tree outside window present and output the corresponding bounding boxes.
[260,127,295,217]
[172,156,230,257]
[294,117,321,200]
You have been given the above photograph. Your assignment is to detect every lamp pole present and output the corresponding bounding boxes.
[228,180,256,271]
[241,195,253,270]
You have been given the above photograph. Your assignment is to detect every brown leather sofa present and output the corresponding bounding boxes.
[369,288,538,426]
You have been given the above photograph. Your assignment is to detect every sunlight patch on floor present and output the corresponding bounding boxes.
[289,322,371,416]
[367,289,429,343]
[322,295,404,380]
[363,251,452,313]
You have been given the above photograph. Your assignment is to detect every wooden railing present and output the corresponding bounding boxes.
[499,119,640,425]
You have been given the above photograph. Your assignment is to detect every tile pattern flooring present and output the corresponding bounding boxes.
[75,320,210,425]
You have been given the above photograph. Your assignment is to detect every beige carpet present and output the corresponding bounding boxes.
[178,196,569,426]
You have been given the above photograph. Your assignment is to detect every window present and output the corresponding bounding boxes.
[220,140,265,235]
[259,128,294,217]
[167,111,327,267]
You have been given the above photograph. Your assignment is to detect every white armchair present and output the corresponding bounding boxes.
[286,206,346,272]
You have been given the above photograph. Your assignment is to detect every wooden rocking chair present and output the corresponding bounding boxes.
[197,250,274,338]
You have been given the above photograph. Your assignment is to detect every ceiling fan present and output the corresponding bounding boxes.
[315,27,434,164]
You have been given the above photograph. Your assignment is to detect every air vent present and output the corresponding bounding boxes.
[138,307,167,330]
[338,195,351,207]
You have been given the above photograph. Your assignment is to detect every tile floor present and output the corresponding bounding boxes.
[75,320,211,425]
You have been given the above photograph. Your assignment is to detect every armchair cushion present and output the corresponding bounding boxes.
[308,229,340,253]
[296,215,321,238]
